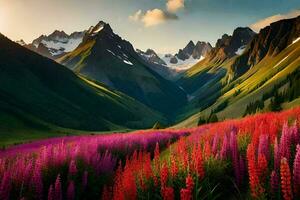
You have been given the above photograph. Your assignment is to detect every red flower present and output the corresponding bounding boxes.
[280,158,292,200]
[180,188,192,200]
[162,187,174,200]
[160,162,169,188]
[186,174,194,192]
[246,143,265,199]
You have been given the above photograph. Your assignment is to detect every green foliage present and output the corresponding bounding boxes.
[244,100,264,116]
[197,113,219,126]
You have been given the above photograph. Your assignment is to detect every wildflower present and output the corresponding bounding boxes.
[280,158,292,200]
[180,188,192,200]
[0,172,11,200]
[47,185,54,200]
[293,145,300,197]
[247,143,264,198]
[54,174,62,200]
[160,162,169,188]
[257,154,268,183]
[162,186,174,200]
[270,171,279,195]
[67,181,75,200]
[186,174,194,192]
[68,160,77,178]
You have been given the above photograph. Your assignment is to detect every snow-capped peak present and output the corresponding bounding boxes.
[28,30,86,58]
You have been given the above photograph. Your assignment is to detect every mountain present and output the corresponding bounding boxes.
[136,49,167,66]
[136,49,179,80]
[161,41,212,70]
[0,33,165,143]
[58,21,187,117]
[25,30,85,59]
[175,16,300,127]
[178,27,256,95]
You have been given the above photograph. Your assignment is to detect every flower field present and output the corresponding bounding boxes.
[1,108,300,199]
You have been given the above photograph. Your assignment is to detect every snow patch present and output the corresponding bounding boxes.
[106,49,116,56]
[235,45,246,55]
[160,55,204,70]
[123,60,133,65]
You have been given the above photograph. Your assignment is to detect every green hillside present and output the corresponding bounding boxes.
[0,33,165,145]
[175,36,300,128]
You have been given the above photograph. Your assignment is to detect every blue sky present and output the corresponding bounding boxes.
[1,0,300,54]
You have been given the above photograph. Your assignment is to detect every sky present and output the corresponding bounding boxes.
[0,0,300,54]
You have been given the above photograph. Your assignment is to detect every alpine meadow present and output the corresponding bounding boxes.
[1,0,300,199]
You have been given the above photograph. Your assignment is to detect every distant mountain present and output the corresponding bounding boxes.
[161,41,212,70]
[136,48,179,80]
[136,49,166,65]
[175,16,300,127]
[24,30,85,59]
[58,21,187,116]
[0,33,165,139]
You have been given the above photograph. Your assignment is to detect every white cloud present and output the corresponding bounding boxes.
[129,10,142,22]
[166,0,185,13]
[250,10,300,32]
[129,9,178,27]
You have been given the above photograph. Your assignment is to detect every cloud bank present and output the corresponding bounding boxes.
[250,10,300,32]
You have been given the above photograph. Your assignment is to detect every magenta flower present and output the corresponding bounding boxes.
[47,185,54,200]
[54,174,62,200]
[67,181,75,200]
[293,145,300,197]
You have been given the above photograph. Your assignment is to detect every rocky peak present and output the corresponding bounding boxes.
[192,42,212,59]
[208,27,256,61]
[16,39,26,46]
[183,40,196,55]
[48,30,68,39]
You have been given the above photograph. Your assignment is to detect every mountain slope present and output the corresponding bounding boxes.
[58,21,187,117]
[0,33,164,137]
[175,16,300,127]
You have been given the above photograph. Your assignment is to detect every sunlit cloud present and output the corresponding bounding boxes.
[166,0,185,13]
[142,9,178,27]
[250,10,300,32]
[129,9,178,27]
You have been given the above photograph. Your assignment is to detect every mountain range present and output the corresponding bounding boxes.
[2,15,300,142]
[161,41,212,70]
